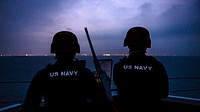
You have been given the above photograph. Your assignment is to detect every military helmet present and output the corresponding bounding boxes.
[123,26,151,48]
[51,31,80,53]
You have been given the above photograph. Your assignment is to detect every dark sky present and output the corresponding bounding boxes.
[0,0,200,56]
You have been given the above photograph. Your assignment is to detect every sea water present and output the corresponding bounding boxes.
[0,56,200,105]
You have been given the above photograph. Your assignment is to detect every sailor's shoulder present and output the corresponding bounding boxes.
[146,56,165,68]
[114,56,128,66]
[119,56,129,62]
[147,56,162,63]
[146,56,157,61]
[36,63,54,73]
[43,63,54,70]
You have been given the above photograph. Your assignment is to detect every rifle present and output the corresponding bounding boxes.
[84,27,113,103]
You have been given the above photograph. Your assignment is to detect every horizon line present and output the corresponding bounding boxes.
[0,53,199,57]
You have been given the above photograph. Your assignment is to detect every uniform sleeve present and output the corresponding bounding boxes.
[156,61,169,99]
[21,71,43,112]
[113,62,121,88]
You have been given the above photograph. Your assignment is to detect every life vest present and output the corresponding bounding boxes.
[117,56,162,99]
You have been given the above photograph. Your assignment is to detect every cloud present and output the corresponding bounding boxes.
[0,0,200,55]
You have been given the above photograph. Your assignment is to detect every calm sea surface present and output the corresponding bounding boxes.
[0,56,200,104]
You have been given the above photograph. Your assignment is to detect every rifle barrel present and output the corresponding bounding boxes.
[84,27,113,102]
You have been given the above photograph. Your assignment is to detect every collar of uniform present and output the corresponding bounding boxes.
[128,52,146,59]
[55,59,75,66]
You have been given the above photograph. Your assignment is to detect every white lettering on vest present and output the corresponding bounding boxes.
[123,65,132,69]
[123,65,153,71]
[50,72,59,77]
[50,71,79,77]
[61,71,78,76]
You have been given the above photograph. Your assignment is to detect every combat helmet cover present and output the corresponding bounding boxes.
[123,27,151,48]
[51,31,80,53]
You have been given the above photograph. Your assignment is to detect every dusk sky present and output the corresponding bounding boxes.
[0,0,200,56]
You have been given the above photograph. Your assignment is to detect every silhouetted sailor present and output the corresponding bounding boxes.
[20,31,100,112]
[113,26,169,112]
